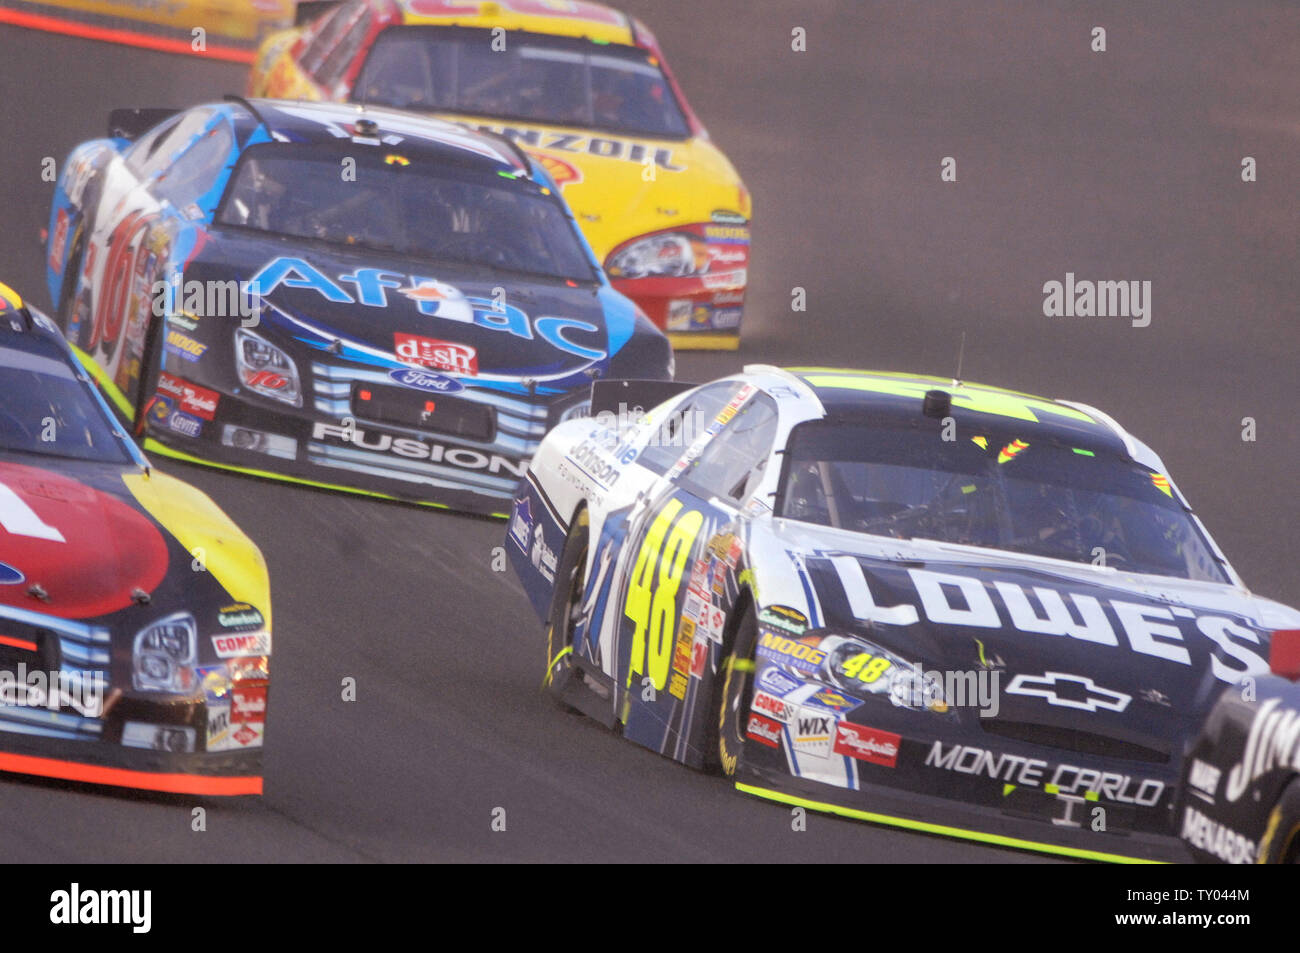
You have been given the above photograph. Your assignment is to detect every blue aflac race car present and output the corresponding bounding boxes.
[46,98,672,516]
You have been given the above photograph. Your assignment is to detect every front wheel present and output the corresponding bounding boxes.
[712,600,758,777]
[543,508,589,696]
[1260,779,1300,864]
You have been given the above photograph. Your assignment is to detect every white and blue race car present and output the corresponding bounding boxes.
[506,366,1300,863]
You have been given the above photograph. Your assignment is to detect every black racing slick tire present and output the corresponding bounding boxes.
[1260,778,1300,864]
[132,314,165,435]
[713,600,759,777]
[543,508,589,698]
[55,223,86,336]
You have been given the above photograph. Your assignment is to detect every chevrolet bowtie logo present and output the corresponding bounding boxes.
[1005,672,1131,713]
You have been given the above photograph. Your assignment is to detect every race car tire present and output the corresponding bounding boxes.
[55,222,86,337]
[543,507,589,702]
[713,599,758,777]
[133,314,165,434]
[1259,778,1300,864]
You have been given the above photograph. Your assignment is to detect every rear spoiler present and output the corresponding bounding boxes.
[108,108,179,142]
[590,379,695,421]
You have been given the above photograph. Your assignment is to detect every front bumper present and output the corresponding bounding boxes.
[737,659,1188,862]
[613,275,746,351]
[143,365,589,517]
[0,731,261,796]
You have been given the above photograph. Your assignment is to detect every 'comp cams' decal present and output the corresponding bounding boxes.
[248,258,606,361]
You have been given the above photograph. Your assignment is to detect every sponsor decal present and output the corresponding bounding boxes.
[311,423,527,477]
[1224,696,1300,802]
[824,560,1270,683]
[48,208,69,273]
[231,684,267,725]
[530,520,557,585]
[397,280,474,324]
[924,741,1165,806]
[0,561,25,584]
[389,366,466,394]
[466,122,685,171]
[164,329,207,362]
[752,690,795,724]
[232,723,261,747]
[757,604,809,637]
[245,369,291,391]
[746,712,782,748]
[1181,805,1256,864]
[1187,759,1221,800]
[757,667,801,697]
[207,704,230,744]
[793,710,834,757]
[567,433,623,490]
[704,225,750,243]
[756,632,826,672]
[218,604,264,629]
[711,210,748,225]
[805,688,861,713]
[248,257,606,361]
[670,618,696,693]
[834,723,901,768]
[1005,671,1131,713]
[155,373,218,421]
[394,333,478,375]
[148,396,203,438]
[533,153,583,189]
[211,631,271,659]
[509,495,533,553]
[690,639,708,678]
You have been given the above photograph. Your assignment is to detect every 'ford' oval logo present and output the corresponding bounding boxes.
[0,562,24,585]
[388,367,464,394]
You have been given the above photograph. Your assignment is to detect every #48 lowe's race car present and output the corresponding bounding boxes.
[0,284,270,794]
[46,97,671,517]
[507,366,1300,862]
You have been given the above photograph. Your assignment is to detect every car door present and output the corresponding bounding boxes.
[605,381,779,760]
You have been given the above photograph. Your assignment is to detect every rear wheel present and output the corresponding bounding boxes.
[543,508,589,698]
[55,224,87,338]
[1260,778,1300,864]
[712,600,758,777]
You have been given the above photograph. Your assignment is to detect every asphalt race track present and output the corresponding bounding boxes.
[0,1,1296,862]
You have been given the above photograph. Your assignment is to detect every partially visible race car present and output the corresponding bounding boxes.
[2,0,296,45]
[0,282,270,795]
[247,0,752,350]
[46,97,671,517]
[1177,631,1300,864]
[507,365,1300,862]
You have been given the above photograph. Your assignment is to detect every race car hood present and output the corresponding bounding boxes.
[436,116,749,262]
[0,455,269,630]
[753,520,1299,759]
[187,231,637,383]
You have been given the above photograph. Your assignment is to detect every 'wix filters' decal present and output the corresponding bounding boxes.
[248,258,606,361]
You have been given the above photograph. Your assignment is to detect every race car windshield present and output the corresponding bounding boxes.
[216,147,598,282]
[777,420,1229,583]
[352,27,691,139]
[0,347,131,463]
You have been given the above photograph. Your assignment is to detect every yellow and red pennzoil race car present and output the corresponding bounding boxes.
[0,282,270,795]
[248,0,752,350]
